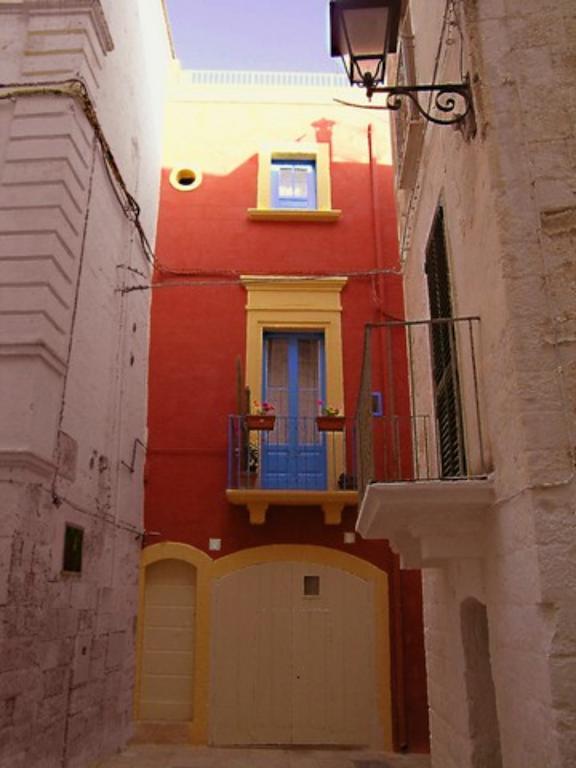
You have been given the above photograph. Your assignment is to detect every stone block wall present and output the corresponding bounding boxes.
[0,1,171,766]
[392,1,576,766]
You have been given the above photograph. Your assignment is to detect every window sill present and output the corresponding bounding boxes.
[247,208,342,222]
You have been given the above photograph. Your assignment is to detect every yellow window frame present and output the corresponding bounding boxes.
[241,276,347,489]
[247,143,341,222]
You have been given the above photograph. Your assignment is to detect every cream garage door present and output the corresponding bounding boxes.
[140,559,196,721]
[211,561,378,746]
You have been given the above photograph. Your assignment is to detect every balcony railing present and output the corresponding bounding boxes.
[356,317,490,493]
[227,415,357,492]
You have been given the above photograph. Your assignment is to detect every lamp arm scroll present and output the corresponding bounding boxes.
[366,80,473,126]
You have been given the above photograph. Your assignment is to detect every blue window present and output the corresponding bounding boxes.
[271,159,317,210]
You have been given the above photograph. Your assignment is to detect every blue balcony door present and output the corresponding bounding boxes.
[261,332,326,490]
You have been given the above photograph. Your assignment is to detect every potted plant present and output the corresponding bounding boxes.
[316,401,345,432]
[245,401,276,431]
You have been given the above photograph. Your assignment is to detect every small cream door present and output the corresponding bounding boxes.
[140,559,196,721]
[211,561,378,746]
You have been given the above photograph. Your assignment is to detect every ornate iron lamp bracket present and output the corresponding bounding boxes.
[367,79,473,125]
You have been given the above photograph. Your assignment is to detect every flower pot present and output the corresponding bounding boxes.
[316,415,345,432]
[246,414,276,431]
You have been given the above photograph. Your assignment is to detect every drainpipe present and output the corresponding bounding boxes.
[367,123,409,751]
[367,123,387,317]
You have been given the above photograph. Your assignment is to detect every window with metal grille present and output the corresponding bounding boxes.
[425,207,467,477]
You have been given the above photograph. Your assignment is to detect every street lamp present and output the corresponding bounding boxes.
[330,0,473,126]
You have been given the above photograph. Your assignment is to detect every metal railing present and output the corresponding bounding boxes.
[356,317,490,493]
[227,415,357,492]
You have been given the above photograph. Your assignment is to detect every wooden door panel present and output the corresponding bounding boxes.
[251,563,293,743]
[140,560,196,722]
[291,563,375,745]
[211,563,293,744]
[211,561,377,746]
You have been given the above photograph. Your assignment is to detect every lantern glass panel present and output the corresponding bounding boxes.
[353,56,385,82]
[337,6,389,86]
[341,7,389,56]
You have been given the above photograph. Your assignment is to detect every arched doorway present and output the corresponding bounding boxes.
[139,558,197,722]
[460,598,502,768]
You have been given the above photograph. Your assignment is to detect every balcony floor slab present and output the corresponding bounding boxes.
[226,488,358,525]
[356,478,494,568]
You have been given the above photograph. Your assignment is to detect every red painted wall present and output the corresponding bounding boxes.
[147,156,407,558]
[146,91,428,751]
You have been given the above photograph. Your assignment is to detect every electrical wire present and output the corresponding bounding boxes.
[50,135,98,505]
[119,266,403,294]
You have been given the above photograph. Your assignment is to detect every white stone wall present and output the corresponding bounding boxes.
[0,2,171,766]
[394,1,576,767]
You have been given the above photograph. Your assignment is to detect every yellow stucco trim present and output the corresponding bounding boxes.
[136,543,213,744]
[251,142,340,219]
[240,276,347,490]
[247,207,341,221]
[212,544,393,749]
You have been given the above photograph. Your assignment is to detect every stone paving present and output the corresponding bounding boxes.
[92,745,430,768]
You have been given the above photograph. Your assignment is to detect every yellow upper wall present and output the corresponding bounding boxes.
[162,69,393,179]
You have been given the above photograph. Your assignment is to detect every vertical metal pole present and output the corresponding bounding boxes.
[423,415,431,480]
[408,323,418,480]
[427,321,442,478]
[468,318,486,474]
[386,324,398,480]
[355,325,374,494]
[394,415,402,479]
[448,318,466,474]
[227,416,233,488]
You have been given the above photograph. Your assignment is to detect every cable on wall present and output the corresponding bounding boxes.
[50,135,98,506]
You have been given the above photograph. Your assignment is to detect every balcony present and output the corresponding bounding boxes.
[355,318,494,568]
[226,415,358,525]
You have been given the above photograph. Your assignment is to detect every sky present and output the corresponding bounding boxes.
[165,0,342,73]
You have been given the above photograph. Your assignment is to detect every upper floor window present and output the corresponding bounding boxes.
[248,143,340,222]
[271,160,317,209]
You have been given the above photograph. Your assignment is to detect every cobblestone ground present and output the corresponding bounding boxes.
[92,745,431,768]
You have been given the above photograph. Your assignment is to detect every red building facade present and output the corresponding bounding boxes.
[138,70,428,752]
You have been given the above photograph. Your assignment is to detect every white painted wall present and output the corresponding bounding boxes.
[0,1,172,765]
[389,1,576,767]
